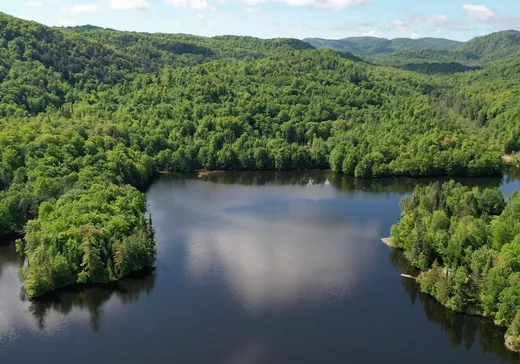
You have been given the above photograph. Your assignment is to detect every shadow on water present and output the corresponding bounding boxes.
[186,170,504,194]
[504,167,520,183]
[27,269,156,331]
[0,243,19,279]
[389,249,520,362]
[0,242,156,333]
[0,234,21,246]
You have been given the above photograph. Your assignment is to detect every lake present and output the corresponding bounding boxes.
[1,170,520,363]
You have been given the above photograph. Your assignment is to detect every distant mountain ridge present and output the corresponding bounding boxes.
[456,30,520,61]
[305,31,520,62]
[369,30,520,67]
[67,25,315,56]
[60,24,520,67]
[303,36,462,55]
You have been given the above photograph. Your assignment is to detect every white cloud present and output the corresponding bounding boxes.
[362,30,379,37]
[185,208,380,312]
[57,18,78,26]
[462,4,495,21]
[226,0,370,11]
[164,0,214,11]
[62,3,102,14]
[462,4,520,29]
[272,21,379,38]
[23,1,43,7]
[107,0,151,10]
[413,14,471,31]
[391,18,409,34]
[197,13,205,20]
[390,19,427,39]
[244,6,262,13]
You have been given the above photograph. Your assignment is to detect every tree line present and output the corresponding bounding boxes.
[0,12,519,297]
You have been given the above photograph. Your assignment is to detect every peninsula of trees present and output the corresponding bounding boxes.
[1,12,520,298]
[391,182,520,351]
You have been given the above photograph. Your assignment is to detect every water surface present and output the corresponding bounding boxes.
[1,171,520,363]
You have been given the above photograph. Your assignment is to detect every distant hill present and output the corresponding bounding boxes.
[304,36,461,55]
[370,49,457,66]
[456,30,520,61]
[67,25,315,61]
[307,31,520,67]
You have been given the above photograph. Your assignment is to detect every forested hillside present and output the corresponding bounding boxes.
[0,12,519,298]
[309,31,520,76]
[304,36,461,55]
[69,26,315,61]
[369,30,520,70]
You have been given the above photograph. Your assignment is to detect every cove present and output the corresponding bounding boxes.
[1,170,520,363]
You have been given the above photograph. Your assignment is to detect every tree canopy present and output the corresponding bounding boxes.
[0,13,520,298]
[391,182,520,350]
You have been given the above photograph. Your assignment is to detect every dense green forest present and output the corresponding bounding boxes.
[310,31,520,79]
[390,182,520,350]
[0,11,520,302]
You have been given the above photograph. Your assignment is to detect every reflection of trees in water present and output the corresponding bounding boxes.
[417,290,520,362]
[504,167,520,183]
[0,243,19,280]
[189,170,503,194]
[390,249,520,362]
[193,170,329,186]
[388,249,420,306]
[0,240,155,332]
[328,174,502,194]
[26,270,155,331]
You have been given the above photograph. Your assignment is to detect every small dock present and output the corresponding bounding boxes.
[400,273,415,280]
[381,237,394,248]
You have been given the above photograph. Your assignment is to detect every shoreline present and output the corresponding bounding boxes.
[381,236,519,353]
[27,267,156,301]
[156,167,508,179]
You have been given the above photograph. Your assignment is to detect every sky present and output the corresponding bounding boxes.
[2,0,520,41]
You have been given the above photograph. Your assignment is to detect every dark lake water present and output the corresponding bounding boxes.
[2,171,520,363]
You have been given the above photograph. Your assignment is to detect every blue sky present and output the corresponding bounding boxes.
[3,0,520,40]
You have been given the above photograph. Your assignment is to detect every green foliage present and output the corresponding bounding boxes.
[392,181,520,341]
[363,31,520,79]
[22,184,155,298]
[69,27,315,62]
[0,13,518,299]
[507,311,520,351]
[456,30,520,62]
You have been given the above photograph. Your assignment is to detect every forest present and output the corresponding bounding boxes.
[390,182,520,351]
[0,10,520,306]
